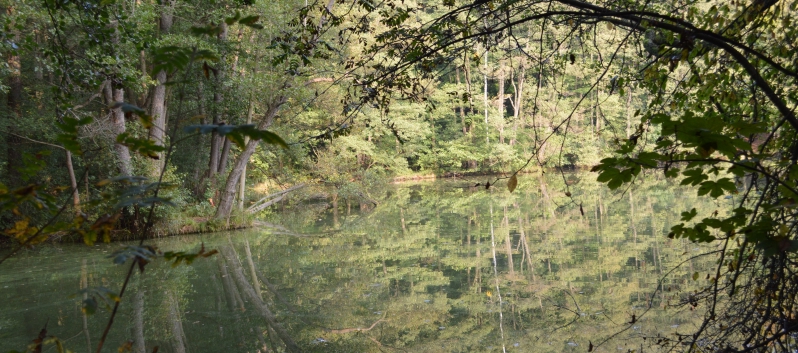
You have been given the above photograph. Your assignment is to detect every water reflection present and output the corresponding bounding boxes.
[0,173,717,352]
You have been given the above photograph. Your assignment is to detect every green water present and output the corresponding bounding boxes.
[0,174,720,352]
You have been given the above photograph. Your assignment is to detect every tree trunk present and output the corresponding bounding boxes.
[596,86,602,136]
[456,66,466,135]
[512,59,525,145]
[217,138,231,174]
[238,99,254,211]
[66,150,80,214]
[214,97,286,219]
[483,46,489,145]
[497,62,505,144]
[149,0,175,172]
[208,22,229,178]
[626,85,633,138]
[464,55,474,135]
[105,83,133,176]
[149,69,167,153]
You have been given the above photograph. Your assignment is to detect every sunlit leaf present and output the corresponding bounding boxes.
[507,174,517,193]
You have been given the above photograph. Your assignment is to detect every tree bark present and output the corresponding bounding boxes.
[238,100,254,211]
[511,59,525,145]
[149,0,175,172]
[104,83,133,176]
[464,55,474,135]
[247,183,306,214]
[483,45,489,145]
[455,66,466,135]
[626,85,632,138]
[214,97,286,219]
[497,61,505,144]
[66,150,80,214]
[217,138,231,174]
[208,22,229,178]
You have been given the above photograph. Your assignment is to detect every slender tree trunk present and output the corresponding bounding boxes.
[84,171,90,203]
[209,131,221,178]
[596,87,602,138]
[512,60,525,145]
[66,150,80,214]
[504,211,514,278]
[497,62,505,144]
[464,56,475,135]
[456,66,466,135]
[217,138,231,173]
[238,100,253,211]
[105,83,133,176]
[626,85,633,138]
[215,97,286,219]
[483,46,489,145]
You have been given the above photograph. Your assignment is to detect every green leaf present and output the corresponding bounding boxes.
[681,208,698,222]
[116,133,166,159]
[184,124,288,149]
[697,178,736,198]
[681,168,708,186]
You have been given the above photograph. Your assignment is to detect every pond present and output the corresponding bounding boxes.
[0,173,720,352]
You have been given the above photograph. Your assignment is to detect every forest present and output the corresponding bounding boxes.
[1,0,797,352]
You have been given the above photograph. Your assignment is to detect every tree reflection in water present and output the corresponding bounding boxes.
[0,173,717,352]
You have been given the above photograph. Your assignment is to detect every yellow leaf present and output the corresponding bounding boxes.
[96,179,111,187]
[507,174,518,193]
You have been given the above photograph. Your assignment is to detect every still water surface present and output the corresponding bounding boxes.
[0,174,718,352]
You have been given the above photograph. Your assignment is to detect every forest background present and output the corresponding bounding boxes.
[0,0,642,237]
[2,0,798,351]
